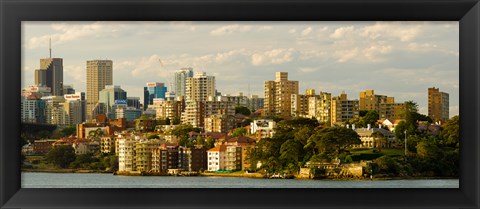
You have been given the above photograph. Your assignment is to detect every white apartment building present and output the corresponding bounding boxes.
[207,145,226,171]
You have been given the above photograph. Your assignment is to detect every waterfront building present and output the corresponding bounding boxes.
[143,82,167,110]
[185,72,216,102]
[428,87,449,123]
[151,144,179,174]
[174,67,194,98]
[331,91,359,126]
[135,139,162,172]
[207,145,226,171]
[117,135,138,172]
[86,60,113,121]
[225,146,242,171]
[264,72,299,117]
[100,136,115,154]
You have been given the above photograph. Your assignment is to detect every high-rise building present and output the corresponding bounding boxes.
[143,82,167,110]
[308,91,332,124]
[63,85,75,95]
[35,58,63,96]
[428,87,449,123]
[86,60,113,120]
[64,92,86,124]
[127,97,141,109]
[174,67,194,97]
[359,90,391,111]
[331,91,359,126]
[185,72,216,102]
[99,85,127,118]
[42,96,69,126]
[21,95,46,124]
[264,72,299,117]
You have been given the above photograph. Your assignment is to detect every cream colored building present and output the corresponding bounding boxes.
[86,60,113,121]
[185,72,215,102]
[264,72,299,117]
[291,92,319,117]
[428,87,449,123]
[204,111,236,133]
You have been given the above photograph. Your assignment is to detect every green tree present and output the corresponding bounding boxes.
[71,153,94,168]
[232,127,247,137]
[46,145,76,168]
[235,106,251,116]
[171,124,196,141]
[60,126,76,137]
[205,137,215,149]
[147,134,160,140]
[440,115,459,147]
[87,128,104,142]
[362,110,379,128]
[416,139,442,159]
[165,117,171,125]
[305,127,361,157]
[371,131,386,152]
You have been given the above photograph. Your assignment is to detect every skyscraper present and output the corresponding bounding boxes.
[185,72,215,102]
[174,67,194,98]
[263,72,299,117]
[35,58,63,96]
[99,85,127,118]
[143,82,167,110]
[86,60,113,120]
[428,87,449,123]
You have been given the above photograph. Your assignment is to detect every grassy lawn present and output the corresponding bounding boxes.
[349,148,405,161]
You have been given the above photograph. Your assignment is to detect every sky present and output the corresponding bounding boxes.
[22,21,459,116]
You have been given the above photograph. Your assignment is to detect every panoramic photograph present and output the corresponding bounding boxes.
[20,21,459,188]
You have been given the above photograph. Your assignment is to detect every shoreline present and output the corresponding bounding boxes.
[22,169,458,180]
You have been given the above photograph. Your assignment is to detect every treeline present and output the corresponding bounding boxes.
[247,111,459,178]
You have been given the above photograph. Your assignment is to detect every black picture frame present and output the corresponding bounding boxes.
[1,0,479,208]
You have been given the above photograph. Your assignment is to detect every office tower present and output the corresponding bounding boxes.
[264,72,299,117]
[63,85,75,95]
[42,96,69,125]
[428,87,449,123]
[64,92,86,124]
[99,85,127,118]
[35,58,63,96]
[174,67,194,97]
[127,97,141,109]
[185,72,216,102]
[331,91,359,126]
[86,60,113,120]
[143,82,167,110]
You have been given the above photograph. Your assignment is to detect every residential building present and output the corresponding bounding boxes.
[100,136,115,154]
[151,144,179,174]
[174,67,194,98]
[204,110,236,133]
[308,91,332,124]
[250,119,276,140]
[143,82,167,110]
[264,72,299,117]
[225,146,242,171]
[86,60,113,121]
[428,87,449,123]
[247,95,264,112]
[42,96,69,126]
[185,72,216,102]
[207,145,226,171]
[181,99,234,128]
[135,139,162,172]
[33,139,57,154]
[291,90,320,117]
[117,134,139,172]
[331,92,359,126]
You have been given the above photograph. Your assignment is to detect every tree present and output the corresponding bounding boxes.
[46,145,76,168]
[235,106,251,116]
[147,134,160,140]
[232,127,247,137]
[205,137,215,149]
[416,139,442,159]
[362,110,379,128]
[305,127,361,157]
[371,131,386,152]
[171,124,195,141]
[60,126,76,137]
[165,117,171,125]
[87,128,104,142]
[440,115,459,147]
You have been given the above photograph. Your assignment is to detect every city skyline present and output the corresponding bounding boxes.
[22,21,459,116]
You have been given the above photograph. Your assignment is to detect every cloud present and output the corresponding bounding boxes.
[251,48,296,66]
[301,27,313,36]
[210,24,253,36]
[360,22,423,42]
[330,26,355,39]
[333,48,359,63]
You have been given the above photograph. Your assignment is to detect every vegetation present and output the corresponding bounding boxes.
[45,145,76,168]
[235,106,251,116]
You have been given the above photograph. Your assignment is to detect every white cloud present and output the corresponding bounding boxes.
[360,22,423,42]
[301,27,313,36]
[333,48,359,63]
[251,48,295,66]
[330,26,355,39]
[210,24,252,36]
